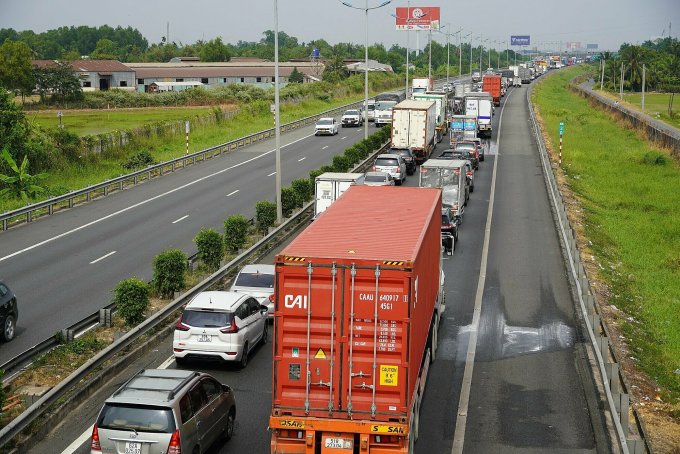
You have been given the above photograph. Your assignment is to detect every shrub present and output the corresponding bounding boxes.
[332,154,351,172]
[256,200,277,234]
[122,150,157,170]
[152,249,187,298]
[113,277,150,326]
[281,187,300,217]
[193,228,224,272]
[344,145,363,166]
[309,169,324,188]
[291,178,312,203]
[224,214,250,252]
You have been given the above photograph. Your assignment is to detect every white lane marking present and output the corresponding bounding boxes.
[340,136,347,140]
[62,353,177,454]
[267,171,276,177]
[322,145,329,149]
[61,425,93,454]
[298,157,306,162]
[172,215,189,224]
[0,132,315,263]
[90,251,116,264]
[451,88,512,454]
[226,189,240,197]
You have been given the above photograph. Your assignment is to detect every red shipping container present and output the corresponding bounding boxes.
[271,185,443,428]
[482,74,502,106]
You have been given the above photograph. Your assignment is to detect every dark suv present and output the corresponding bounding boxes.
[0,281,18,342]
[388,148,417,175]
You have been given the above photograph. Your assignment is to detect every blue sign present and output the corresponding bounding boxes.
[559,122,564,135]
[510,35,530,46]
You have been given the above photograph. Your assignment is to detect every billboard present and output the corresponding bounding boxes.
[395,6,440,30]
[510,35,530,46]
[566,42,582,50]
[586,43,598,49]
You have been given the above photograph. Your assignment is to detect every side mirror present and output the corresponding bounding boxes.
[260,304,269,313]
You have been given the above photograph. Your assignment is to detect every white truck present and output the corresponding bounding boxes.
[464,92,493,138]
[449,115,478,143]
[413,92,449,143]
[411,77,434,96]
[391,99,437,164]
[314,172,365,218]
[419,159,467,221]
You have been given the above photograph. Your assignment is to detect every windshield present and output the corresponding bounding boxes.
[234,272,274,289]
[420,168,459,188]
[181,310,233,328]
[317,119,333,125]
[375,158,399,167]
[455,143,475,151]
[367,104,375,111]
[345,110,360,116]
[443,187,460,207]
[98,404,176,433]
[376,101,397,111]
[365,174,387,182]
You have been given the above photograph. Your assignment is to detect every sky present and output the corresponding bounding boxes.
[1,0,679,52]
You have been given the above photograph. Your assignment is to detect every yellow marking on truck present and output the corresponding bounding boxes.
[314,348,327,359]
[284,256,306,262]
[382,261,405,266]
[379,365,399,386]
[370,425,406,434]
[279,419,305,429]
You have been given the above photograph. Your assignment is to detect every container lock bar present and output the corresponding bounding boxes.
[304,262,313,415]
[328,263,337,414]
[371,265,381,418]
[347,264,357,418]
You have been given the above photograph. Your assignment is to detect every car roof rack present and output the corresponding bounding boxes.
[113,369,200,400]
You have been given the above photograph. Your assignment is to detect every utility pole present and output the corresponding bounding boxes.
[428,27,432,80]
[405,0,410,97]
[469,35,473,76]
[600,57,605,90]
[446,24,450,83]
[642,63,646,111]
[620,62,624,100]
[274,0,282,223]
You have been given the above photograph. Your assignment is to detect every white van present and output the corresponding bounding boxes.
[419,159,468,222]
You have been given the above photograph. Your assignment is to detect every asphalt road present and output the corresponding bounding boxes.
[29,81,609,454]
[0,115,368,364]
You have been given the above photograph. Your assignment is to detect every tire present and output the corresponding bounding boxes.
[413,393,421,441]
[175,356,188,367]
[260,322,268,345]
[470,183,475,193]
[1,315,15,342]
[239,342,249,369]
[222,409,235,441]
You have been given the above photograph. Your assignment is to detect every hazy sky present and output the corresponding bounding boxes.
[1,0,678,52]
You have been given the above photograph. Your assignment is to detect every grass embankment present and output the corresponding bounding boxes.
[532,67,680,427]
[27,105,230,136]
[592,90,680,129]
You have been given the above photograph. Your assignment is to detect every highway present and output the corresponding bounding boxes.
[31,84,609,453]
[0,114,368,364]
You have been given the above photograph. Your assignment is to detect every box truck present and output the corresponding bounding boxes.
[314,172,365,218]
[391,100,437,164]
[412,92,449,143]
[270,185,445,454]
[411,77,434,95]
[464,93,493,138]
[449,115,478,143]
[482,75,502,106]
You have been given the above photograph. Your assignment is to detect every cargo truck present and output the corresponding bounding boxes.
[411,77,434,95]
[464,92,493,138]
[270,185,445,454]
[314,172,365,218]
[412,92,449,143]
[391,100,437,164]
[449,115,478,143]
[518,67,531,84]
[482,75,502,106]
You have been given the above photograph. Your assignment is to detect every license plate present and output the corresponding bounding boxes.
[324,438,351,449]
[198,334,211,342]
[125,442,141,454]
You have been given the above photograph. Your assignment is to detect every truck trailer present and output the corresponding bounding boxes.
[412,92,449,143]
[482,75,502,106]
[391,99,437,164]
[270,185,445,454]
[464,92,493,138]
[314,172,365,218]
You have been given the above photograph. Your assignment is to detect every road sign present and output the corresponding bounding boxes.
[510,35,530,46]
[559,122,564,135]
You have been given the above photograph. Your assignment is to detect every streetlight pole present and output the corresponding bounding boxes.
[469,34,474,76]
[428,27,432,80]
[446,23,450,84]
[341,0,391,140]
[461,32,470,78]
[405,0,410,96]
[274,0,282,222]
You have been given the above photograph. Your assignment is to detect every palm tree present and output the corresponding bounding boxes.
[620,44,647,91]
[0,147,49,203]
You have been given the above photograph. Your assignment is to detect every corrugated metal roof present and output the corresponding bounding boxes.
[282,185,441,262]
[395,99,435,109]
[133,66,317,78]
[32,59,134,73]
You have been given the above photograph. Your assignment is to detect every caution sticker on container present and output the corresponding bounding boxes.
[379,365,399,386]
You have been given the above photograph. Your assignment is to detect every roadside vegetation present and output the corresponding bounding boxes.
[595,91,680,129]
[533,65,680,450]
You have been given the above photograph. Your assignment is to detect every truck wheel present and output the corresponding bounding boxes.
[413,392,421,441]
[430,315,439,362]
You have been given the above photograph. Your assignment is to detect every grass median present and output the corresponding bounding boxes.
[532,67,680,428]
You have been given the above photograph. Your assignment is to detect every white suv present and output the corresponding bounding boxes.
[230,264,275,320]
[315,117,339,135]
[173,291,268,368]
[373,154,407,185]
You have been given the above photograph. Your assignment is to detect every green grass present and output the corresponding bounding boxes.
[0,92,383,213]
[592,90,680,129]
[26,106,230,136]
[533,66,680,406]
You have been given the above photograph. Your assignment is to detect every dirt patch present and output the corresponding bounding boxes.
[533,102,680,453]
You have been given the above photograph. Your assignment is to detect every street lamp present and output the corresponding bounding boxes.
[341,0,392,140]
[438,25,462,84]
[461,32,470,77]
[274,0,282,222]
[390,1,424,98]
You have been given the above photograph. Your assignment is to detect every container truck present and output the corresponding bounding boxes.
[412,92,449,143]
[449,115,478,143]
[411,77,434,95]
[270,185,445,454]
[314,172,365,218]
[464,93,493,138]
[391,100,437,164]
[518,67,531,84]
[482,75,502,106]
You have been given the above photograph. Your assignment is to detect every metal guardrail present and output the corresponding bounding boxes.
[527,81,651,454]
[0,136,390,449]
[0,99,368,231]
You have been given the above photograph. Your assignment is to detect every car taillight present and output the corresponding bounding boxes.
[268,293,275,303]
[442,224,452,229]
[466,171,473,177]
[175,316,190,331]
[168,430,181,454]
[90,425,101,451]
[372,165,377,171]
[220,323,238,334]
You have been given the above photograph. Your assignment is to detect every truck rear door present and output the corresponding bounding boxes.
[392,109,410,149]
